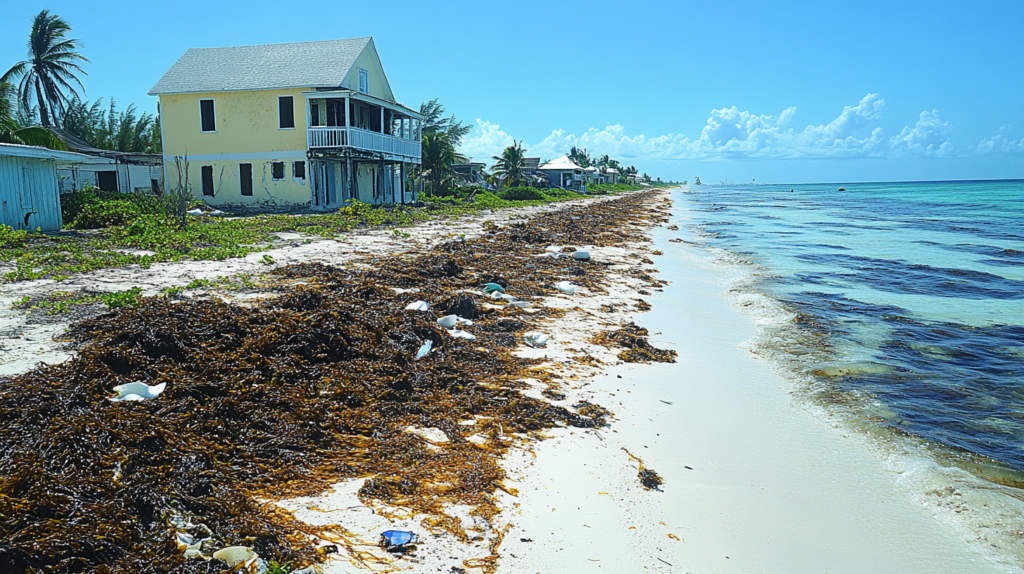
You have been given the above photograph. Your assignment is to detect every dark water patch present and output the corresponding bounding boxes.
[783,291,1024,470]
[794,253,1024,300]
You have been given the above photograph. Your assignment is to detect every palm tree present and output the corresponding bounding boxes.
[421,131,457,195]
[492,141,527,188]
[0,81,67,148]
[419,98,470,146]
[2,10,89,127]
[568,146,591,168]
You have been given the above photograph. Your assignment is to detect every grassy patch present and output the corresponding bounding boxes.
[1,187,631,283]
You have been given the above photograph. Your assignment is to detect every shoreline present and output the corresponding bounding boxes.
[493,191,1007,573]
[0,187,1009,573]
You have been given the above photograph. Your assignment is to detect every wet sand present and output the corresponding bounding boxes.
[495,200,1007,573]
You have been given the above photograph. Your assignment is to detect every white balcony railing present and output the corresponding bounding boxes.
[307,126,421,159]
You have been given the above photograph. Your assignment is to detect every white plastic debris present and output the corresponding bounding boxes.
[405,300,430,311]
[186,208,205,216]
[545,245,562,253]
[490,291,515,301]
[448,329,477,341]
[509,301,532,309]
[416,340,433,360]
[524,332,549,348]
[208,209,225,216]
[211,546,255,566]
[437,315,459,328]
[573,251,591,261]
[555,281,577,295]
[109,381,166,402]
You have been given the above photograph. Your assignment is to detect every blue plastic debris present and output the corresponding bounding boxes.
[380,530,418,551]
[415,340,432,360]
[481,283,505,294]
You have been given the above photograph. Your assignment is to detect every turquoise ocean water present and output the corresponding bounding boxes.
[680,180,1024,485]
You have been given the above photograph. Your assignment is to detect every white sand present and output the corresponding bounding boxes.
[495,203,1010,573]
[2,190,1008,572]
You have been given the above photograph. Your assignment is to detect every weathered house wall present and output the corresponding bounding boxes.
[0,154,63,231]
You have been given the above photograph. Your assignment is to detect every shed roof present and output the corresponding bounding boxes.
[538,155,582,171]
[0,142,97,162]
[149,38,373,96]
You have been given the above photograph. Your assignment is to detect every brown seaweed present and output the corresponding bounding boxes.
[0,192,670,573]
[590,322,678,363]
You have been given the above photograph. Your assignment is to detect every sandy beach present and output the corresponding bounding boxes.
[0,188,1010,573]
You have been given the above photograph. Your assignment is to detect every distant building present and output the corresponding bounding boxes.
[48,129,163,194]
[0,143,97,231]
[538,155,586,192]
[149,37,423,209]
[452,162,486,186]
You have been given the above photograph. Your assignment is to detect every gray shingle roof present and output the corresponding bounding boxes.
[148,38,372,95]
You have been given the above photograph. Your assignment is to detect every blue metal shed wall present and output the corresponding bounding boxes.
[0,154,63,231]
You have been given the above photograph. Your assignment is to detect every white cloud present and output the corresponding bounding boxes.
[976,127,1024,155]
[457,119,515,160]
[458,93,965,164]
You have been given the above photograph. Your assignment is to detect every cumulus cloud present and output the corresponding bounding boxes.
[457,120,515,160]
[976,127,1024,155]
[458,93,967,163]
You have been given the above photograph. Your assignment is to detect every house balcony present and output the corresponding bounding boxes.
[303,90,423,163]
[308,126,421,160]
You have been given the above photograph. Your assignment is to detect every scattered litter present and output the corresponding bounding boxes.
[448,329,477,341]
[524,332,549,348]
[208,209,225,216]
[175,532,203,558]
[392,287,421,294]
[379,530,418,552]
[490,291,516,301]
[437,315,460,328]
[544,245,562,252]
[405,300,430,311]
[509,301,532,308]
[481,282,505,294]
[211,546,267,572]
[186,208,205,216]
[109,381,166,402]
[660,400,673,405]
[416,340,433,360]
[573,251,591,261]
[555,281,577,295]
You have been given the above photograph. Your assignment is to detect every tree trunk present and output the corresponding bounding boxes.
[34,80,50,127]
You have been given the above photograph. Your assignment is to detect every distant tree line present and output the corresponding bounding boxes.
[0,9,160,153]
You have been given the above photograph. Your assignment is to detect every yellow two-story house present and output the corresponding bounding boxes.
[149,37,423,209]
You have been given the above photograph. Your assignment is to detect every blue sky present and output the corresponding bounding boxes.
[2,0,1021,183]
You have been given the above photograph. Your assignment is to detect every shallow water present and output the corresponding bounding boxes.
[680,180,1024,472]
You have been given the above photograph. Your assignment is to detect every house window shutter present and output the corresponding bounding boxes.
[200,100,216,132]
[201,166,214,196]
[240,163,253,196]
[359,69,369,94]
[279,96,295,129]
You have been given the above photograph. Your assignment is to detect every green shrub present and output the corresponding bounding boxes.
[61,186,128,224]
[498,186,547,201]
[70,200,141,229]
[0,225,29,248]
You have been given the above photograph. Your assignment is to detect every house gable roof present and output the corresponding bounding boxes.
[538,155,582,171]
[0,142,99,162]
[148,37,375,96]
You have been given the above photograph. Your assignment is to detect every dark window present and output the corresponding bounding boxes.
[201,166,214,196]
[151,178,161,195]
[293,161,305,180]
[271,162,285,180]
[278,96,295,129]
[97,171,118,192]
[240,163,253,196]
[310,101,320,127]
[200,99,216,132]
